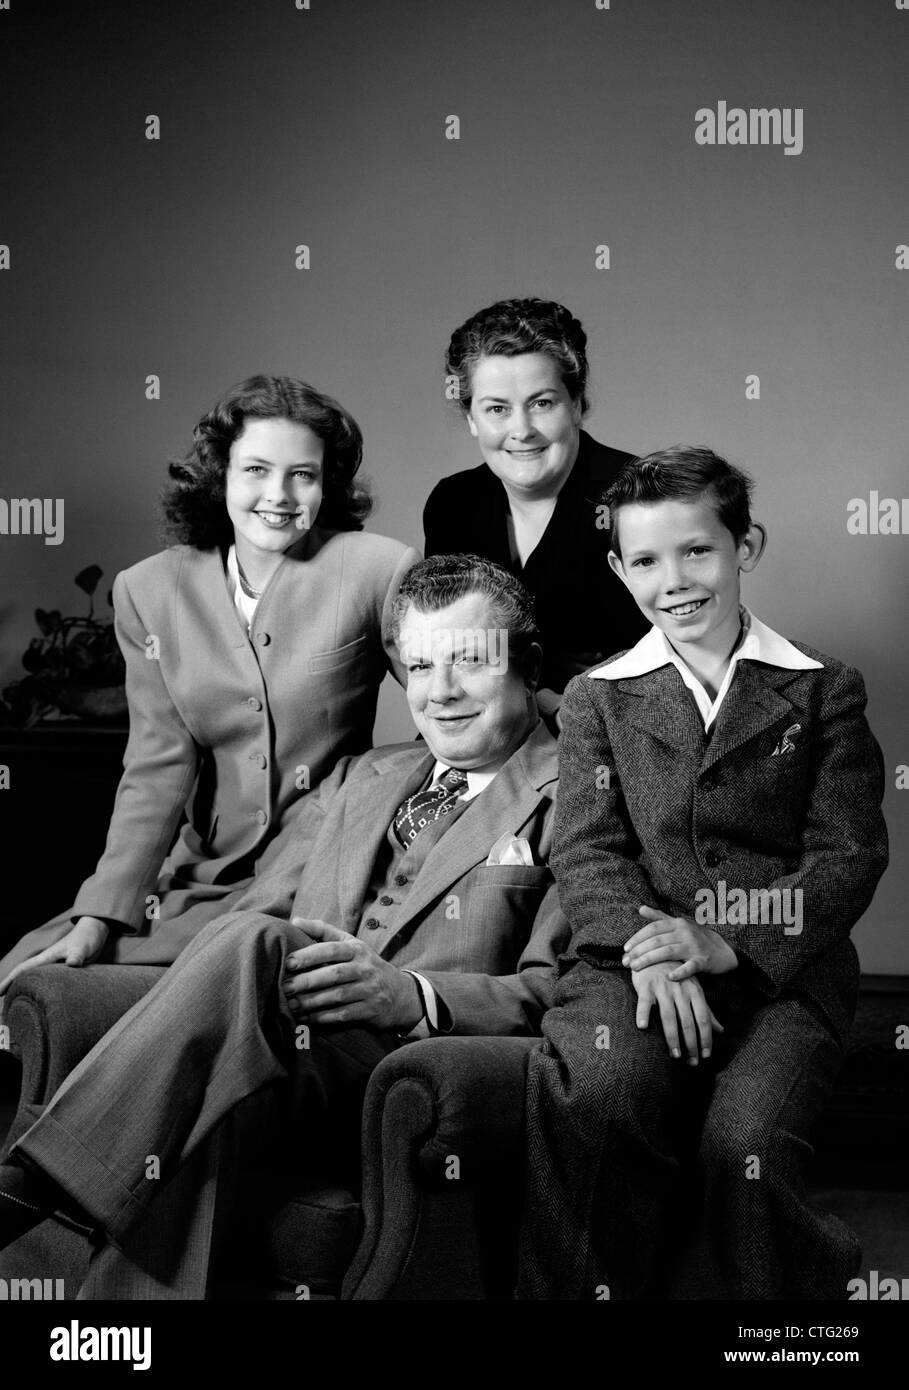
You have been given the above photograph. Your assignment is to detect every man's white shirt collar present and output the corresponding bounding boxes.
[430,760,496,801]
[589,607,822,731]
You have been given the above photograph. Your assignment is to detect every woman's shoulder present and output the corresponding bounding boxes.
[116,545,212,593]
[577,430,636,483]
[425,463,500,507]
[308,528,418,585]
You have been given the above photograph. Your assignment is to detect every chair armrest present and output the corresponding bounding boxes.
[342,1035,536,1299]
[2,964,165,1152]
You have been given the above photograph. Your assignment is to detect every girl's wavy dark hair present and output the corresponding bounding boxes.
[161,375,372,548]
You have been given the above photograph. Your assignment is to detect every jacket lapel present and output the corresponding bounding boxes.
[336,747,435,928]
[618,667,706,756]
[702,663,806,770]
[379,722,558,954]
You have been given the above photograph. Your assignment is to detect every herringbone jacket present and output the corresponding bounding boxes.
[551,645,889,1047]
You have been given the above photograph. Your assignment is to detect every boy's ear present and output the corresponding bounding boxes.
[738,521,767,572]
[607,550,630,587]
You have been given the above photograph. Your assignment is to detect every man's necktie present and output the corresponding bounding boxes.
[393,767,469,848]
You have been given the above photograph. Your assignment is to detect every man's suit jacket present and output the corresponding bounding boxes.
[423,430,648,694]
[207,719,569,1035]
[551,649,889,1047]
[0,528,419,981]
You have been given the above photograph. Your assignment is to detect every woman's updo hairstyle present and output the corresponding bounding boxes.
[161,375,372,549]
[445,297,590,415]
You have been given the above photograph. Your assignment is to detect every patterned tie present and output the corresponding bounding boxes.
[393,767,469,848]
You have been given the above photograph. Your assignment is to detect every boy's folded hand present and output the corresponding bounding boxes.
[623,905,738,980]
[631,962,724,1064]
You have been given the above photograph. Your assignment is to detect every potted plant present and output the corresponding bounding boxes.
[0,566,127,727]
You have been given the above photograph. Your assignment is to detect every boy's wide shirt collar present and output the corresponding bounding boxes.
[589,607,823,731]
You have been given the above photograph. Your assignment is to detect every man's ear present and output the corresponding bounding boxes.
[607,549,631,589]
[522,642,544,693]
[738,521,767,572]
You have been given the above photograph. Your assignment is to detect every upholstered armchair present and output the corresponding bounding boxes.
[0,965,535,1300]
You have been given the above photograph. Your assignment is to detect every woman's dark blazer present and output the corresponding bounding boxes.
[423,430,648,694]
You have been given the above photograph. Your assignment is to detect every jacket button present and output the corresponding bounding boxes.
[379,895,394,906]
[250,753,267,769]
[247,697,263,711]
[255,631,271,646]
[701,775,716,792]
[364,917,380,930]
[255,809,268,825]
[393,874,408,887]
[704,850,721,868]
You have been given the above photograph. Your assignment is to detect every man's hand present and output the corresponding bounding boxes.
[0,916,110,997]
[283,918,424,1032]
[631,961,724,1064]
[623,905,738,980]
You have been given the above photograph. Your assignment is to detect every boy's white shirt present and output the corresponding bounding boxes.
[588,606,823,731]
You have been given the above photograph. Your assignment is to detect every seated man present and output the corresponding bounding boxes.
[0,555,566,1298]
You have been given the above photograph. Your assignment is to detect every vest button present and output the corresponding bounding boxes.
[393,874,408,887]
[379,895,394,906]
[704,850,721,868]
[364,917,380,929]
[249,753,267,769]
[247,697,263,711]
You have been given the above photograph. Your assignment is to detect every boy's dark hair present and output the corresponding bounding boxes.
[445,297,590,415]
[391,554,540,670]
[605,445,754,557]
[161,375,371,549]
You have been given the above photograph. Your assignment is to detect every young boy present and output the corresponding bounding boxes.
[518,446,889,1300]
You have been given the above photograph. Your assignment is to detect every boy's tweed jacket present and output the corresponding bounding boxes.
[551,645,889,1047]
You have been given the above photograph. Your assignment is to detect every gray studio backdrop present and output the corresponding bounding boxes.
[1,0,906,971]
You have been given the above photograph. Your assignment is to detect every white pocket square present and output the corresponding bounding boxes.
[771,723,801,756]
[486,833,535,866]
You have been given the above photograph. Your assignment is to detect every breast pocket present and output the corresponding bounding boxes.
[461,864,551,957]
[308,634,369,673]
[472,865,551,890]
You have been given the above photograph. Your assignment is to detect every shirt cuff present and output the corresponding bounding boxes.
[400,971,440,1039]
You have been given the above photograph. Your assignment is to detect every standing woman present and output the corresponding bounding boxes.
[0,375,419,987]
[424,298,647,720]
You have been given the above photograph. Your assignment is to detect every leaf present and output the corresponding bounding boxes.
[74,565,103,596]
[35,608,53,635]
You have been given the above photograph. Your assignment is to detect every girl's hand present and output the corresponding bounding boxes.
[0,916,110,996]
[623,905,738,980]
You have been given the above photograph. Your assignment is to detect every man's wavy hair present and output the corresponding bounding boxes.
[161,375,372,548]
[605,445,754,558]
[391,554,541,673]
[445,297,590,415]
